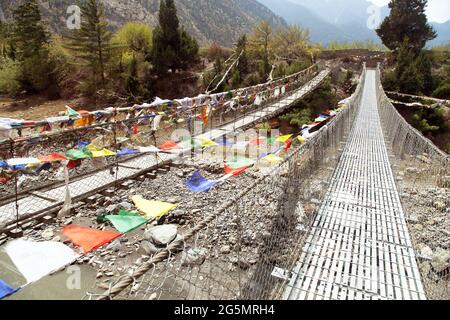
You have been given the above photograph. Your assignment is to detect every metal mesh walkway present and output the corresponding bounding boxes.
[283,70,427,300]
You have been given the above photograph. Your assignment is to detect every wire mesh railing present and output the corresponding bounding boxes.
[86,66,367,301]
[0,65,324,232]
[376,65,449,300]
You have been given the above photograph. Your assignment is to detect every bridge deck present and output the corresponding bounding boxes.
[0,70,330,228]
[283,70,426,300]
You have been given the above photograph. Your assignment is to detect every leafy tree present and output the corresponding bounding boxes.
[249,21,273,79]
[376,0,436,54]
[432,84,450,99]
[280,107,312,127]
[271,25,311,63]
[113,22,153,56]
[412,107,447,134]
[66,0,112,89]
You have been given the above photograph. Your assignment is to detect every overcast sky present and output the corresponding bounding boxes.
[368,0,450,23]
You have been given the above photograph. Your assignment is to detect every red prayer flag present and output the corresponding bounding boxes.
[284,139,293,153]
[160,140,180,151]
[62,225,122,253]
[224,165,249,176]
[38,153,67,163]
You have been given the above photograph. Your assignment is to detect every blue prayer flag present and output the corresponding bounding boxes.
[0,279,18,300]
[186,171,220,193]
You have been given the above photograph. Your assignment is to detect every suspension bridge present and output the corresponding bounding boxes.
[0,63,448,301]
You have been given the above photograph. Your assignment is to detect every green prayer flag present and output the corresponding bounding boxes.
[267,137,276,145]
[227,157,256,169]
[66,148,93,160]
[106,210,148,233]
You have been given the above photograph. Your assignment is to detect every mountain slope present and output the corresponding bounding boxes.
[1,0,287,47]
[257,0,351,44]
[260,0,450,46]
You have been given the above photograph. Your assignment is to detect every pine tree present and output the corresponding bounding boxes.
[12,0,55,93]
[152,0,180,75]
[236,35,249,76]
[376,0,436,54]
[66,0,112,89]
[152,0,198,76]
[12,0,49,60]
[179,28,199,69]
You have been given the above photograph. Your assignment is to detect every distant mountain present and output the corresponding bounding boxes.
[1,0,287,47]
[257,0,352,44]
[430,21,450,46]
[258,0,386,44]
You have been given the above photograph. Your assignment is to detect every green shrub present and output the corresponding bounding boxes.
[432,84,450,99]
[0,59,21,94]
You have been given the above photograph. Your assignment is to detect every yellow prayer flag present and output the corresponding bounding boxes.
[91,149,116,158]
[197,137,218,148]
[297,136,306,144]
[132,196,177,218]
[276,134,293,143]
[262,154,283,164]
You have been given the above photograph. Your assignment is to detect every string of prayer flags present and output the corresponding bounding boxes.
[186,171,221,193]
[106,210,148,233]
[131,196,177,218]
[0,280,19,300]
[61,225,122,254]
[4,239,80,283]
[276,134,293,143]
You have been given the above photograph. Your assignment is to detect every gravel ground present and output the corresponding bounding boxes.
[395,156,449,300]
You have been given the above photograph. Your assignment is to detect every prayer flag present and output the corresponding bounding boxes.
[226,157,256,169]
[159,140,181,151]
[186,171,220,193]
[0,280,18,300]
[4,239,80,283]
[262,154,283,164]
[91,149,116,158]
[106,210,148,233]
[276,134,293,143]
[66,148,92,160]
[197,137,218,148]
[132,196,177,218]
[38,153,67,163]
[62,225,122,254]
[117,149,140,156]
